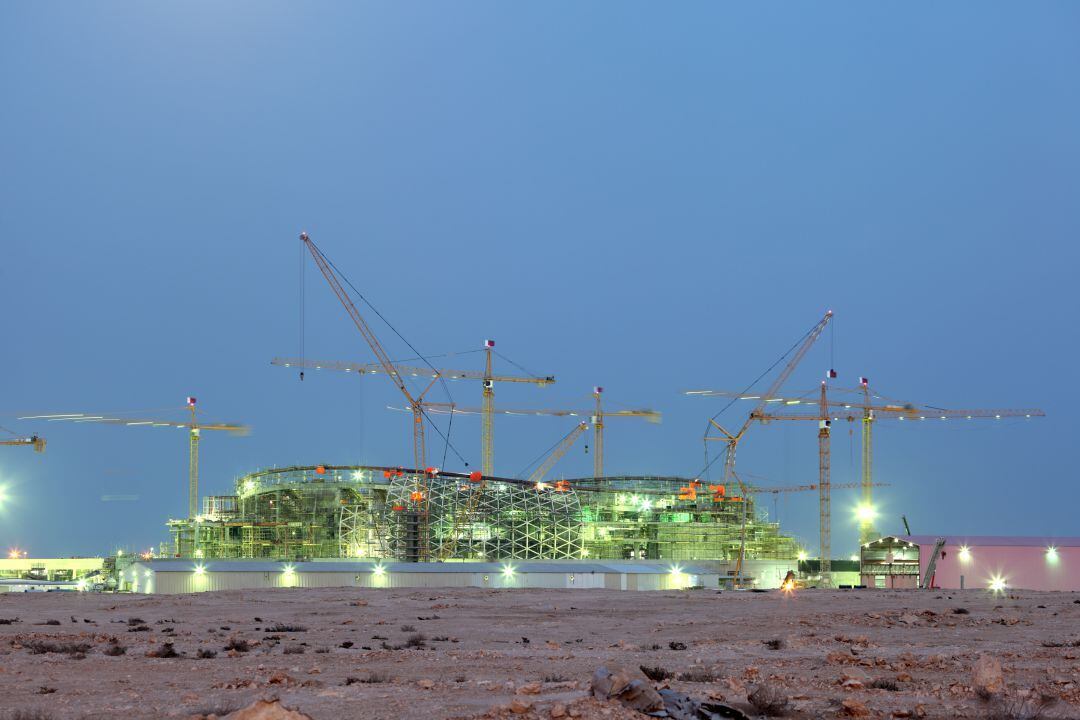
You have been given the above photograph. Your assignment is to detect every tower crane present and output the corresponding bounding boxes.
[403,390,661,479]
[299,231,451,559]
[692,383,1044,574]
[20,397,248,518]
[272,339,556,476]
[697,310,833,585]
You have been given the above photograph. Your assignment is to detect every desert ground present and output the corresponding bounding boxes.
[1,587,1079,719]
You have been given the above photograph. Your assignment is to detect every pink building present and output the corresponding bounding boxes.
[898,535,1080,591]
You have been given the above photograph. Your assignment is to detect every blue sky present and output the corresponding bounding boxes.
[1,2,1076,558]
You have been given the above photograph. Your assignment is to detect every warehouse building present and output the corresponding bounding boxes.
[862,535,1080,591]
[121,559,722,594]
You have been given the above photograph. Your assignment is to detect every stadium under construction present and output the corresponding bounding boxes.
[164,465,800,583]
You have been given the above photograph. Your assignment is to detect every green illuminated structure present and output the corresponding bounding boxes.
[167,465,799,564]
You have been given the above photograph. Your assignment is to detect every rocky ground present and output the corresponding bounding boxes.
[1,587,1079,719]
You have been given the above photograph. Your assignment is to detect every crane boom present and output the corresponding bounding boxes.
[0,436,46,452]
[22,399,247,518]
[301,232,443,559]
[271,357,555,385]
[527,422,588,485]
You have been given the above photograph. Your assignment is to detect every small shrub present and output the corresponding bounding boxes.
[4,711,56,720]
[196,649,218,659]
[36,687,57,695]
[869,678,899,691]
[35,620,61,626]
[432,636,450,642]
[103,644,127,657]
[543,674,568,683]
[953,607,971,615]
[127,625,150,633]
[146,643,179,658]
[748,683,790,716]
[283,645,305,655]
[346,671,389,685]
[678,668,717,683]
[314,646,329,654]
[191,704,240,717]
[224,637,250,652]
[980,697,1052,720]
[400,624,416,632]
[265,623,307,633]
[22,640,91,656]
[127,618,146,626]
[454,675,467,683]
[668,641,687,651]
[403,633,426,649]
[339,641,354,649]
[640,665,673,681]
[764,638,785,650]
[0,618,19,625]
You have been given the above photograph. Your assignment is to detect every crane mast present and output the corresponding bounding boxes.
[482,340,495,476]
[706,310,833,585]
[818,381,832,583]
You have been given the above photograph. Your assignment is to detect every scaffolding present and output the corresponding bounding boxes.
[167,466,799,564]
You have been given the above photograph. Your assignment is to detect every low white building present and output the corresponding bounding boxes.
[122,559,721,594]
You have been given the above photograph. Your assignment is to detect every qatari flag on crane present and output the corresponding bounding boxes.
[186,397,197,407]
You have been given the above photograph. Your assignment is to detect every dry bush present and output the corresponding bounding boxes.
[764,638,785,650]
[22,640,91,656]
[145,643,179,658]
[283,644,305,655]
[3,710,55,720]
[400,624,417,632]
[748,683,790,716]
[265,623,307,633]
[224,637,250,652]
[346,671,389,685]
[403,633,426,649]
[102,644,126,657]
[197,648,218,659]
[869,678,899,691]
[639,665,673,681]
[678,668,718,683]
[0,618,19,625]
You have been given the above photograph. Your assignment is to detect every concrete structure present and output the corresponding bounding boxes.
[121,559,722,594]
[899,536,1080,591]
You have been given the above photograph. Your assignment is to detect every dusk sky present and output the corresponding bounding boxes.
[1,3,1075,558]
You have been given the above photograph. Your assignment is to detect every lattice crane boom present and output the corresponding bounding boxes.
[0,435,46,452]
[21,398,248,518]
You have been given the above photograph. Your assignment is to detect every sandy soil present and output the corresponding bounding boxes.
[1,587,1079,719]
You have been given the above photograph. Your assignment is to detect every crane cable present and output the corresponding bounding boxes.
[302,239,471,468]
[699,318,826,481]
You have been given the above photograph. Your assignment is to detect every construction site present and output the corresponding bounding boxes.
[2,232,1049,596]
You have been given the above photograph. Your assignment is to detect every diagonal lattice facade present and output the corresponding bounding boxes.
[381,474,583,561]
